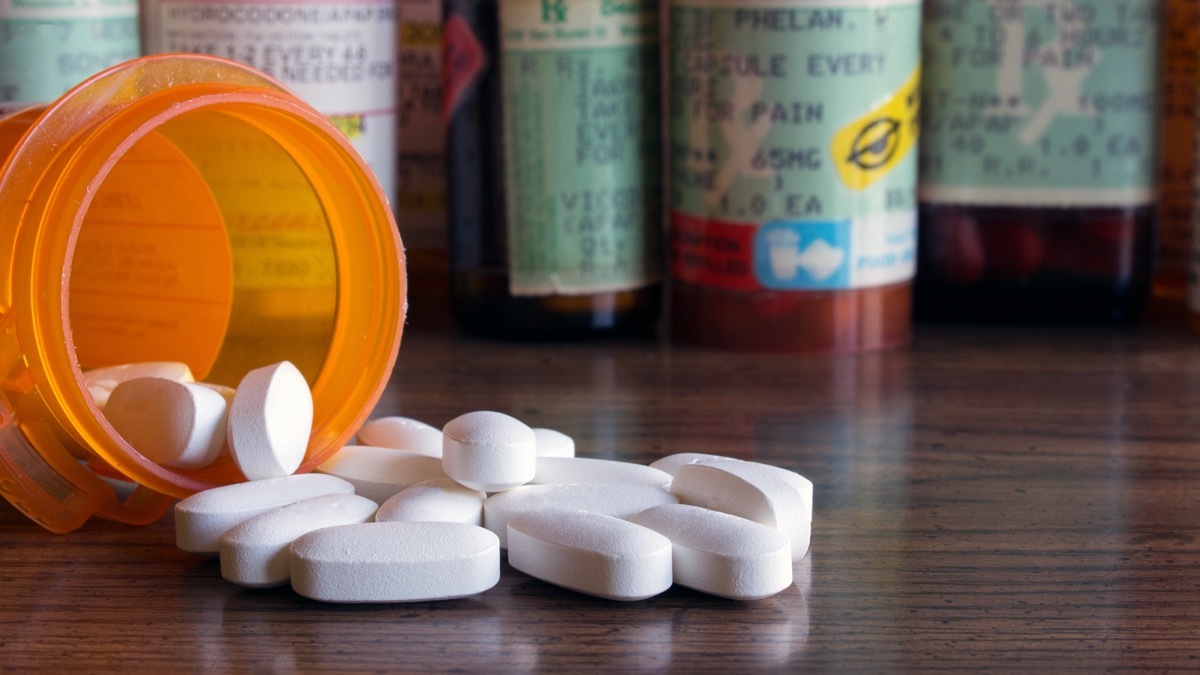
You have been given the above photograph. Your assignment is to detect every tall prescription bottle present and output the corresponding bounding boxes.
[668,0,922,353]
[141,1,399,207]
[0,55,405,533]
[443,0,662,339]
[0,0,140,114]
[1156,0,1199,300]
[916,1,1162,322]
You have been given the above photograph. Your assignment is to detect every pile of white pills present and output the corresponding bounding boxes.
[90,363,814,603]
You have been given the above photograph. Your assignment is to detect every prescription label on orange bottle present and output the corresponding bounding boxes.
[144,0,398,205]
[669,0,920,292]
[919,0,1161,207]
[0,1,139,114]
[397,0,446,251]
[499,0,661,296]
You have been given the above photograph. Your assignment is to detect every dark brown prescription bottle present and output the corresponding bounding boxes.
[442,0,662,339]
[916,0,1161,323]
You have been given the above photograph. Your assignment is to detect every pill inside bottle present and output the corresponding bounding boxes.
[0,55,405,533]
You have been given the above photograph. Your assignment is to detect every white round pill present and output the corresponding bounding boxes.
[227,361,313,481]
[316,445,447,504]
[290,522,501,603]
[175,473,355,554]
[630,503,793,600]
[219,493,379,588]
[441,411,536,492]
[375,478,486,526]
[507,507,673,601]
[483,482,678,548]
[103,377,228,470]
[357,416,444,457]
[532,428,575,458]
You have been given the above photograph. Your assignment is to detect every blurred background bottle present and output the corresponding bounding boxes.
[141,1,398,207]
[667,0,921,352]
[0,1,140,114]
[916,0,1162,323]
[1156,0,1199,302]
[443,0,662,339]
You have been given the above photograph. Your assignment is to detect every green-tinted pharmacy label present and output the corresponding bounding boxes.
[500,0,661,296]
[920,0,1161,206]
[669,0,921,292]
[0,2,139,113]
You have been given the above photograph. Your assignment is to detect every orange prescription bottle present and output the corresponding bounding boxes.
[0,55,406,533]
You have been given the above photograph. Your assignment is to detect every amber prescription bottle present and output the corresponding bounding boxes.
[668,0,922,353]
[916,1,1161,322]
[443,0,662,339]
[0,55,406,534]
[1155,0,1199,300]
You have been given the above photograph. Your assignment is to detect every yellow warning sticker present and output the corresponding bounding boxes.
[831,67,921,191]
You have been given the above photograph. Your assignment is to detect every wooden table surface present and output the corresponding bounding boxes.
[4,317,1200,671]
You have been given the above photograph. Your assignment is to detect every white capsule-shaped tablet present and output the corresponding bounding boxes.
[649,452,727,477]
[483,483,678,548]
[653,454,814,523]
[375,478,486,526]
[316,445,447,504]
[290,522,501,603]
[219,493,379,588]
[629,503,793,600]
[83,361,195,387]
[507,507,673,601]
[227,361,313,480]
[175,473,354,554]
[530,456,672,489]
[532,428,575,458]
[671,462,810,561]
[104,377,229,470]
[357,416,444,457]
[442,411,536,492]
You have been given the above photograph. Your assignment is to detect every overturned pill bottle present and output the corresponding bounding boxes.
[915,1,1161,322]
[0,55,406,533]
[667,0,921,353]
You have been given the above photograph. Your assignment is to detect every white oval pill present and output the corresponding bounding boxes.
[175,473,354,553]
[219,493,379,588]
[653,453,814,522]
[375,478,486,526]
[671,462,810,561]
[649,452,727,477]
[227,361,313,480]
[530,457,672,489]
[316,445,447,504]
[357,416,444,457]
[532,428,575,458]
[290,522,501,603]
[104,377,228,470]
[507,507,673,601]
[83,361,195,387]
[442,411,536,492]
[483,483,678,548]
[629,503,793,600]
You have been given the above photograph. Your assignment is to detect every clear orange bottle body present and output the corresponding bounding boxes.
[0,55,405,533]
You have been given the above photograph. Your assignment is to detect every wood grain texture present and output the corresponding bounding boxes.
[3,322,1200,671]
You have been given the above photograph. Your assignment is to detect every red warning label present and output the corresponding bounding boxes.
[442,15,485,118]
[669,212,760,291]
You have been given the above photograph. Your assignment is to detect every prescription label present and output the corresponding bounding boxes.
[0,1,139,114]
[669,0,920,292]
[146,1,398,205]
[500,0,661,296]
[920,0,1161,207]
